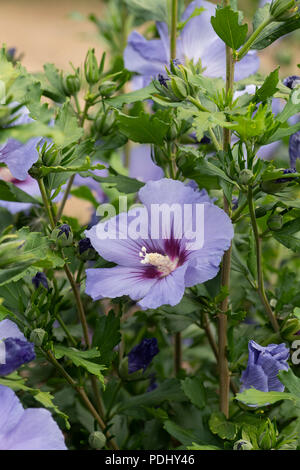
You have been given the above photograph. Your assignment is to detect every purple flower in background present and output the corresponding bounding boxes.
[0,169,40,213]
[0,385,66,450]
[32,272,49,290]
[240,340,289,393]
[0,319,35,376]
[0,105,40,181]
[85,179,233,309]
[283,75,300,90]
[129,145,164,182]
[289,130,300,168]
[73,163,108,203]
[128,338,159,373]
[124,0,259,88]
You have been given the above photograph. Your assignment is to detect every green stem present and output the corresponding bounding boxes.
[37,179,56,229]
[55,174,75,223]
[38,177,105,421]
[201,313,238,395]
[237,17,273,61]
[187,95,209,112]
[45,350,119,450]
[170,0,178,61]
[247,187,280,332]
[219,0,233,418]
[170,0,181,376]
[55,312,77,347]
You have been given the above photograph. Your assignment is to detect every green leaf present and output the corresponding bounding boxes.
[187,442,221,450]
[0,180,41,204]
[53,102,84,148]
[163,420,200,446]
[124,0,168,22]
[236,388,296,406]
[181,377,206,409]
[107,84,156,108]
[209,412,238,440]
[92,310,121,366]
[117,112,169,145]
[54,345,106,384]
[211,6,248,50]
[91,172,144,194]
[254,68,279,103]
[273,218,300,252]
[117,379,186,413]
[70,186,99,207]
[278,369,300,399]
[252,6,300,50]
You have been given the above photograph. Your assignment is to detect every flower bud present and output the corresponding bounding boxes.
[233,440,253,450]
[270,0,298,20]
[281,318,300,341]
[93,109,116,136]
[283,75,300,90]
[88,431,106,449]
[239,169,254,185]
[98,81,116,98]
[84,48,100,85]
[267,214,283,231]
[30,328,47,347]
[259,431,273,450]
[260,180,286,194]
[78,238,97,261]
[170,76,189,100]
[255,206,267,218]
[62,74,81,96]
[32,272,49,290]
[51,224,73,247]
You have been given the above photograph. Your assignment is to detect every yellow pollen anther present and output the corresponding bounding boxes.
[139,246,178,276]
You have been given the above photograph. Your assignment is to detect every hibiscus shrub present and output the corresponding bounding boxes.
[1,0,300,451]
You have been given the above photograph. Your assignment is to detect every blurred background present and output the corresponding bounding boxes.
[0,0,299,77]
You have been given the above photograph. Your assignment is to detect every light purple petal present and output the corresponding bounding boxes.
[138,178,209,207]
[0,137,40,181]
[129,145,164,182]
[124,31,168,77]
[85,266,157,301]
[0,319,25,341]
[138,263,188,309]
[0,386,66,450]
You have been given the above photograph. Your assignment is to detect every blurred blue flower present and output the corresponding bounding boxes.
[0,319,35,376]
[0,105,40,181]
[289,130,300,169]
[0,385,66,449]
[240,340,289,393]
[124,0,259,88]
[128,338,159,373]
[32,272,49,290]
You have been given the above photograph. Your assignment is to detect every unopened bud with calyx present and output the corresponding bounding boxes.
[239,169,254,185]
[30,328,47,347]
[51,224,73,247]
[61,72,81,96]
[98,80,116,98]
[84,48,101,85]
[89,431,106,449]
[267,214,283,231]
[93,109,116,136]
[270,0,299,20]
[281,318,300,341]
[233,440,253,450]
[39,141,61,167]
[78,238,97,261]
